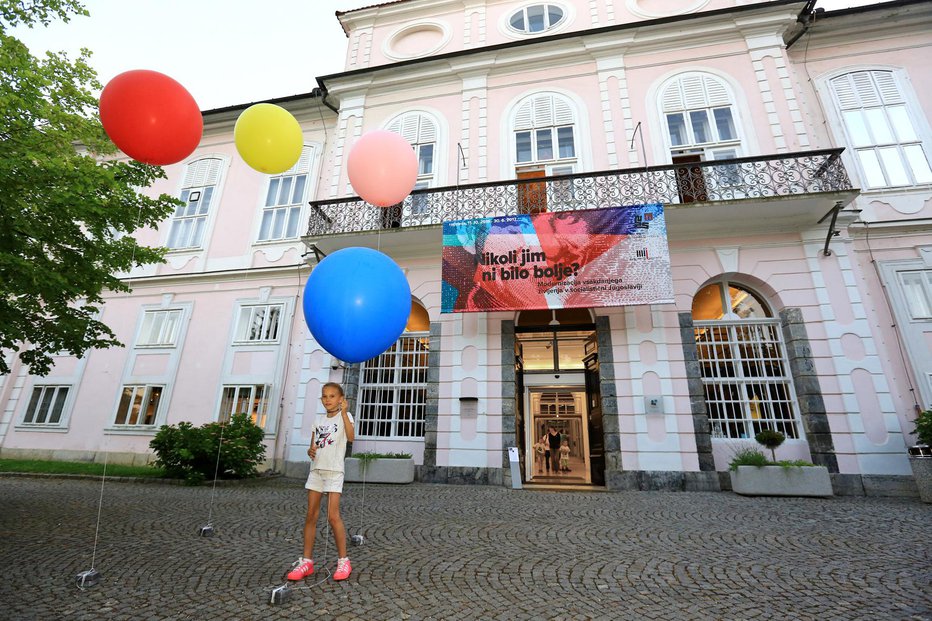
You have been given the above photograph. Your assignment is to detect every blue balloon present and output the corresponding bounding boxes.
[303,247,412,364]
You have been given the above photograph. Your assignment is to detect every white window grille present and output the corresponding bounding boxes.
[514,94,577,171]
[509,4,565,34]
[694,321,799,440]
[22,385,69,425]
[258,146,313,242]
[167,158,223,249]
[137,309,183,347]
[356,334,429,438]
[219,384,271,429]
[234,304,283,343]
[114,385,163,426]
[830,70,932,188]
[899,270,932,319]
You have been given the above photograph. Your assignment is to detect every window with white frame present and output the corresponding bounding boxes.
[234,304,283,343]
[356,333,429,438]
[899,270,932,319]
[22,385,69,425]
[508,4,565,34]
[167,158,223,250]
[218,384,271,429]
[692,282,801,440]
[137,309,183,347]
[514,93,577,172]
[114,385,163,426]
[258,146,314,242]
[830,70,932,189]
[662,74,741,160]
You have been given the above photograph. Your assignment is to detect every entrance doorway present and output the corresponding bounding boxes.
[526,385,589,484]
[513,309,604,487]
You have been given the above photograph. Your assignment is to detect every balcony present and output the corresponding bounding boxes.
[304,148,857,252]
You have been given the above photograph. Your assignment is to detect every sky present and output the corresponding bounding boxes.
[10,0,884,111]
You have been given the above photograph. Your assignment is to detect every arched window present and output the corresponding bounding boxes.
[661,73,741,162]
[257,145,315,242]
[513,93,577,172]
[692,281,801,440]
[168,157,224,250]
[356,300,430,438]
[829,69,932,189]
[386,112,438,189]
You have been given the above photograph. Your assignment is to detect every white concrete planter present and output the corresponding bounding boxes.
[908,455,932,503]
[730,465,832,498]
[344,457,415,484]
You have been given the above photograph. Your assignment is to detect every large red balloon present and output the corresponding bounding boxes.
[347,130,419,207]
[99,70,203,166]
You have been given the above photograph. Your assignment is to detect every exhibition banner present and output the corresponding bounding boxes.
[441,204,674,313]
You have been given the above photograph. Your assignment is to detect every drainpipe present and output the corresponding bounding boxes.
[786,1,821,50]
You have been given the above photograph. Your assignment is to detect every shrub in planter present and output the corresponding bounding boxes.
[912,407,932,447]
[150,413,266,484]
[728,432,831,497]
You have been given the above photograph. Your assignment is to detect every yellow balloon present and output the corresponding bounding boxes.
[234,103,303,174]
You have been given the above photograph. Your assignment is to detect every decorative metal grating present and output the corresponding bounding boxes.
[306,148,851,237]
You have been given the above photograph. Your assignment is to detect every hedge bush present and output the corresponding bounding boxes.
[149,413,266,484]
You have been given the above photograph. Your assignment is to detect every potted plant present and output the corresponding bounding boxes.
[344,451,415,484]
[729,430,832,497]
[907,407,932,503]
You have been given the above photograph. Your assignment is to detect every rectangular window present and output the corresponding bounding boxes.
[258,172,307,242]
[690,110,711,143]
[713,108,736,141]
[666,113,687,147]
[899,270,932,319]
[219,384,270,429]
[557,127,575,159]
[23,385,69,424]
[167,187,212,249]
[516,131,533,163]
[417,144,434,176]
[535,128,554,161]
[137,309,182,347]
[356,334,429,438]
[235,304,283,343]
[114,385,163,426]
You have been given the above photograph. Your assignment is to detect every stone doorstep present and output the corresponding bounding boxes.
[730,465,833,497]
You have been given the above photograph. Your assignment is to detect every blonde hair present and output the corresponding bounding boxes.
[322,382,344,396]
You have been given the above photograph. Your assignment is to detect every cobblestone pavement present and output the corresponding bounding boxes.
[1,476,929,621]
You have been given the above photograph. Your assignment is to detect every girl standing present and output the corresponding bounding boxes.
[287,382,355,581]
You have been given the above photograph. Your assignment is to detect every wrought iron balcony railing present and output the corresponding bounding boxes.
[306,148,851,237]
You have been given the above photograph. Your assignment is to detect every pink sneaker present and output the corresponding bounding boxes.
[333,557,352,581]
[287,558,314,580]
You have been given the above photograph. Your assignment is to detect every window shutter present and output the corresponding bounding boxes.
[553,97,573,125]
[533,95,555,127]
[852,71,880,107]
[682,75,706,109]
[661,82,684,113]
[281,146,312,175]
[183,158,223,188]
[873,71,902,105]
[418,117,437,143]
[704,77,729,107]
[515,100,534,130]
[400,114,420,143]
[386,117,403,134]
[831,75,858,110]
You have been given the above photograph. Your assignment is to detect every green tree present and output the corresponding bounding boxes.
[0,0,180,375]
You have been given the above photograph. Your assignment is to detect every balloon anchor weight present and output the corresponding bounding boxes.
[269,584,293,605]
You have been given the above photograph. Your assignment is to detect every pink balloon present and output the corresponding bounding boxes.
[347,130,418,207]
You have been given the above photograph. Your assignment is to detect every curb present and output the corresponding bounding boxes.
[0,471,284,486]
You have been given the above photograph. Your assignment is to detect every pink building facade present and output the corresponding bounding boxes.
[2,0,930,495]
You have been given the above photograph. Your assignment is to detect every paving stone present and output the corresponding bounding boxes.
[0,476,929,620]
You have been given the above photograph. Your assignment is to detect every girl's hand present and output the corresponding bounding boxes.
[307,445,317,460]
[341,398,348,415]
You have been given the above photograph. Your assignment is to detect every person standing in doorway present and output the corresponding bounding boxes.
[547,426,562,474]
